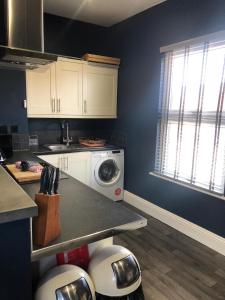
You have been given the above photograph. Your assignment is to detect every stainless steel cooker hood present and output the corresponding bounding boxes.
[0,0,57,70]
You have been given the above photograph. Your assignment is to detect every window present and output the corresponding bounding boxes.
[154,32,225,195]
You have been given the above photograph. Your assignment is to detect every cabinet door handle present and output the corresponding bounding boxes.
[62,157,66,171]
[53,98,56,113]
[51,98,54,113]
[84,100,87,114]
[56,98,59,112]
[56,98,61,113]
[60,156,62,171]
[64,156,67,171]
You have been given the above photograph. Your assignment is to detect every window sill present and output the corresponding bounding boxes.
[149,172,225,201]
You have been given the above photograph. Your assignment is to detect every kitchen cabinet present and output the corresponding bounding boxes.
[26,58,118,118]
[38,152,91,185]
[26,58,83,118]
[26,64,56,116]
[64,152,91,185]
[38,154,59,168]
[55,60,83,116]
[83,64,118,117]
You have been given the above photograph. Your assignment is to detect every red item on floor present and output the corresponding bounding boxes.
[56,245,90,270]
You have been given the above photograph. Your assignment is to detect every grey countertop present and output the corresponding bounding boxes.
[31,144,121,156]
[3,149,147,261]
[0,165,37,224]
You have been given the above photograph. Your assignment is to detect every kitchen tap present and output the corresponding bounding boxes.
[62,121,73,146]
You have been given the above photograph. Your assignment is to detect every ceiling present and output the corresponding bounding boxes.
[44,0,167,27]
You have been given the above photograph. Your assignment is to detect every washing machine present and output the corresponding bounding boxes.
[90,149,124,201]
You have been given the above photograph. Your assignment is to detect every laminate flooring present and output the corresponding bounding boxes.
[114,203,225,300]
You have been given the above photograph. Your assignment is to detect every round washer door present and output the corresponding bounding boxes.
[95,159,121,186]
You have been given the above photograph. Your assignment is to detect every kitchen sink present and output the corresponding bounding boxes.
[44,144,83,151]
[45,144,72,151]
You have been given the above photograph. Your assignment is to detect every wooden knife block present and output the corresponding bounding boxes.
[33,193,61,247]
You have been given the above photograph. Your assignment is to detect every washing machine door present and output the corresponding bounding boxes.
[95,159,121,186]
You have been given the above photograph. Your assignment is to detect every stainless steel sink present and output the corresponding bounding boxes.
[45,144,71,151]
[44,144,84,151]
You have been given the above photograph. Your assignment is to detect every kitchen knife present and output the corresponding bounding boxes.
[50,167,56,195]
[47,167,55,195]
[54,168,60,194]
[39,166,49,194]
[39,167,46,193]
[43,166,49,194]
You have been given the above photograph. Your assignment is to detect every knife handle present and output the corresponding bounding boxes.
[54,168,59,194]
[47,167,55,195]
[39,166,47,193]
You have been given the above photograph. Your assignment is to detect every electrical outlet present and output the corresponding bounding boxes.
[23,99,27,109]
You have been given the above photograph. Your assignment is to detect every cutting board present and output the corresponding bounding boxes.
[82,53,121,65]
[6,164,41,183]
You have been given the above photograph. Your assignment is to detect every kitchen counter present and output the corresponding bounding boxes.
[31,144,121,156]
[5,150,147,261]
[0,165,37,224]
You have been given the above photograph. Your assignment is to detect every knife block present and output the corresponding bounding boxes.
[33,193,61,247]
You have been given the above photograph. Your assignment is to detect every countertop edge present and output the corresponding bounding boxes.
[31,144,123,156]
[31,218,147,261]
[0,206,37,225]
[0,166,38,224]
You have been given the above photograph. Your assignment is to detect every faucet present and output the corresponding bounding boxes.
[62,121,73,146]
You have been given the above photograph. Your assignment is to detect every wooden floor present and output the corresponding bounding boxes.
[114,203,225,300]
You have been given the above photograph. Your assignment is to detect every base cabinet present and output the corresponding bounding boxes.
[64,153,91,185]
[38,152,91,185]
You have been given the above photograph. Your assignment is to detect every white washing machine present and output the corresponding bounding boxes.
[90,149,124,201]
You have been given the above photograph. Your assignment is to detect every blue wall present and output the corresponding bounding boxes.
[0,70,27,132]
[44,13,107,58]
[103,0,225,237]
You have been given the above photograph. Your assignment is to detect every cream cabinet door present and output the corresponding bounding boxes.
[55,60,83,116]
[26,64,56,116]
[38,154,69,174]
[65,152,91,185]
[83,64,118,117]
[38,152,91,185]
[37,154,61,169]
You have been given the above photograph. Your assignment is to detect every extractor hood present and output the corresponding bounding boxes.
[0,0,57,70]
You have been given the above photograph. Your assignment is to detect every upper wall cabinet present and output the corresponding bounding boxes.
[26,58,83,118]
[26,63,56,116]
[83,64,118,117]
[55,60,83,116]
[26,57,118,119]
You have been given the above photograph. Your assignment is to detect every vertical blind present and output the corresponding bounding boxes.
[154,36,225,195]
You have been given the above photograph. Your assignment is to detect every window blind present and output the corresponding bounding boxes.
[154,37,225,195]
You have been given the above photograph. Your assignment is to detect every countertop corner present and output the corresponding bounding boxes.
[0,166,37,224]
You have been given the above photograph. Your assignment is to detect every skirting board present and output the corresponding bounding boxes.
[124,190,225,256]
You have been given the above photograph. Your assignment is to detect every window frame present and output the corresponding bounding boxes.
[152,30,225,198]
